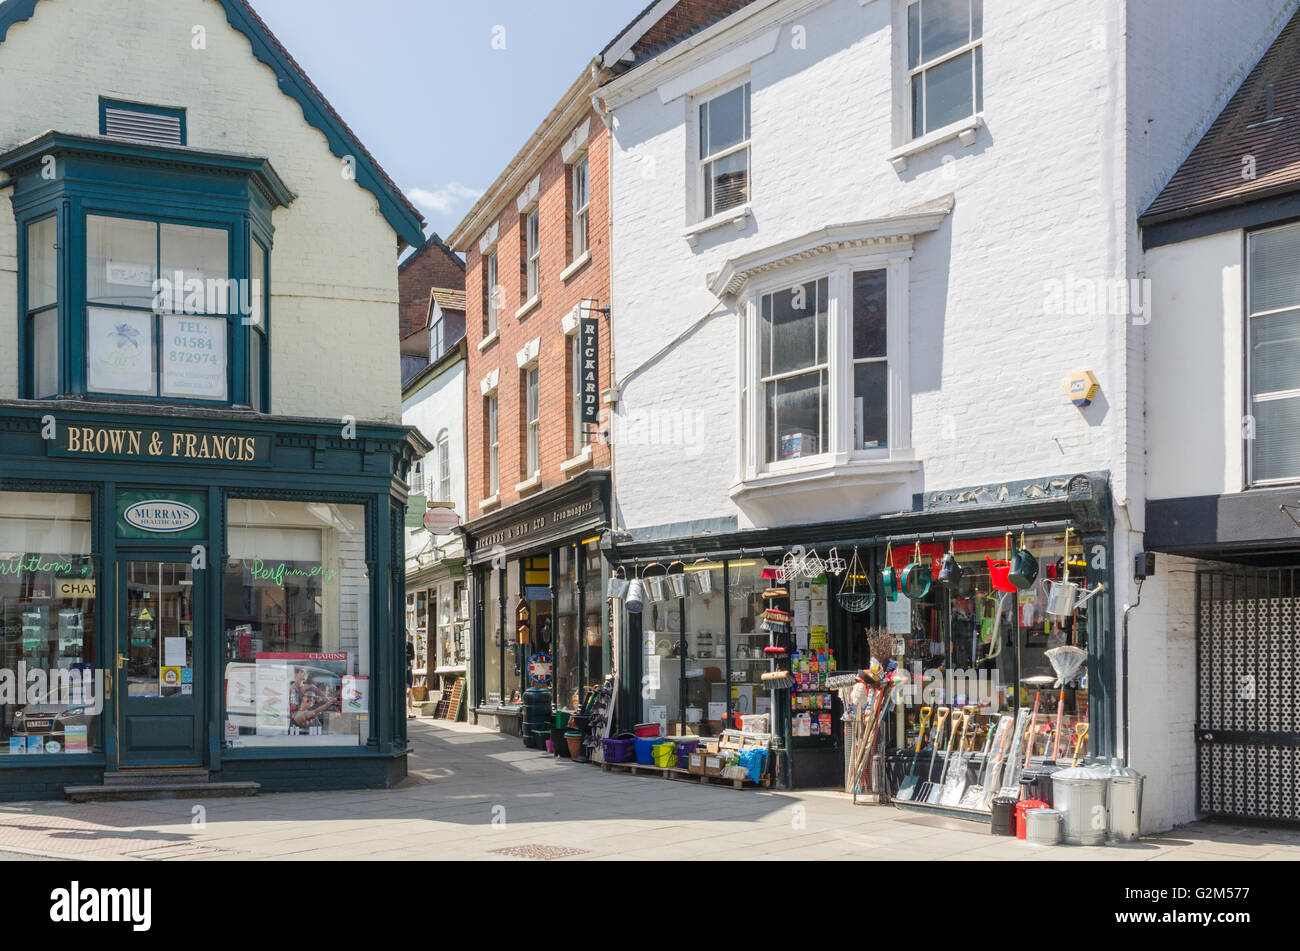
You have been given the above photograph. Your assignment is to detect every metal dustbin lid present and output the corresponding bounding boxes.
[1052,765,1112,787]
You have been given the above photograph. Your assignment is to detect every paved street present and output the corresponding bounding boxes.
[0,719,1294,861]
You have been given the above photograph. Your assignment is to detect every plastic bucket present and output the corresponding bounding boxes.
[633,722,662,738]
[551,727,569,757]
[651,741,677,768]
[565,730,584,759]
[634,735,660,765]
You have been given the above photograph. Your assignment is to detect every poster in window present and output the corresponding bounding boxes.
[255,661,290,736]
[86,308,154,395]
[162,314,227,400]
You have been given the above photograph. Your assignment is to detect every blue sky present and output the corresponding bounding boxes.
[251,0,649,244]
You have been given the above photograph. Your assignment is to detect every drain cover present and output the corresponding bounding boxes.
[489,843,589,860]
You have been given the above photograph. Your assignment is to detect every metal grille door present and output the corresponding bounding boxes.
[1197,569,1300,820]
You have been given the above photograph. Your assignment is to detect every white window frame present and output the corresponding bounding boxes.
[758,279,830,466]
[525,209,540,303]
[486,393,500,497]
[524,366,540,477]
[905,0,984,141]
[485,250,499,336]
[435,431,451,503]
[740,256,911,480]
[697,80,751,221]
[571,157,590,262]
[1246,221,1300,487]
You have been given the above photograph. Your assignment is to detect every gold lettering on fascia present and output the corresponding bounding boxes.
[473,501,596,552]
[65,426,258,462]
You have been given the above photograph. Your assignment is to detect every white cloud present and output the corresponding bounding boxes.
[406,182,483,217]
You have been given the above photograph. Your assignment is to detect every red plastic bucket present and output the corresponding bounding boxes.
[633,722,661,738]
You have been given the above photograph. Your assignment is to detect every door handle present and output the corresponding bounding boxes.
[117,653,127,670]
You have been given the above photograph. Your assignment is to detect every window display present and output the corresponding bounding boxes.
[0,492,97,756]
[223,499,370,747]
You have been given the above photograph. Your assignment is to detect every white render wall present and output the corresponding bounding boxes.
[0,0,404,422]
[402,357,467,562]
[1144,231,1246,501]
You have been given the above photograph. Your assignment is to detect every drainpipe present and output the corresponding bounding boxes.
[1120,578,1143,767]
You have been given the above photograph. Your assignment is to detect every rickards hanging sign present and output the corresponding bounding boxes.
[50,424,271,466]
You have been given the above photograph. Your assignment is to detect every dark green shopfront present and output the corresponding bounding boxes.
[0,402,425,800]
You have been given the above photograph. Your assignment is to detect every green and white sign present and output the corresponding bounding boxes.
[116,490,207,540]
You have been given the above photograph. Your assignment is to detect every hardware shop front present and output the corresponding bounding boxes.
[607,472,1115,810]
[465,470,612,735]
[0,403,424,800]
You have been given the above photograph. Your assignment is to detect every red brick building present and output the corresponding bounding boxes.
[448,66,614,715]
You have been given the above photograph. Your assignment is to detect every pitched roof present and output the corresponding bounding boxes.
[601,0,761,75]
[399,232,464,274]
[1141,9,1300,226]
[430,287,466,313]
[0,0,426,247]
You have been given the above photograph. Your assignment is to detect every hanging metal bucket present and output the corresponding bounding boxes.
[667,563,689,599]
[692,560,715,595]
[607,566,629,601]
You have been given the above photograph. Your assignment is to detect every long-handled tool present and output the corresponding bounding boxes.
[1071,722,1089,766]
[1021,675,1054,764]
[976,714,1015,809]
[959,715,1000,808]
[927,709,967,804]
[940,705,979,805]
[996,707,1032,800]
[1044,645,1087,761]
[895,706,933,801]
[915,706,950,803]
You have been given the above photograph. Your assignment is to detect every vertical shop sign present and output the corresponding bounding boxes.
[579,315,599,425]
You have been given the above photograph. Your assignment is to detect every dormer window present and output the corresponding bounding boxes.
[3,132,291,409]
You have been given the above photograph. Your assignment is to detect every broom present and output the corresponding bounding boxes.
[1044,645,1087,761]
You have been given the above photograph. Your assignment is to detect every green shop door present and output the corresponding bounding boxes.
[115,557,204,767]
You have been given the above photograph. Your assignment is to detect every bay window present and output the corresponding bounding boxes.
[1248,222,1300,484]
[741,261,906,479]
[3,132,287,408]
[699,82,750,219]
[907,0,983,139]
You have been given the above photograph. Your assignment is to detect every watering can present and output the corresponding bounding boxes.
[937,551,963,587]
[1044,579,1105,619]
[1008,546,1038,590]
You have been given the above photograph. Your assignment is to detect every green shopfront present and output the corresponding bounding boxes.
[0,407,424,799]
[0,129,426,799]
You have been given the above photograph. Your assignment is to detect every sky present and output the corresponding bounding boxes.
[250,0,650,246]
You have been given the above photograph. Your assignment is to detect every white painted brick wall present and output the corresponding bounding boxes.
[0,0,404,422]
[402,358,467,560]
[609,0,1287,535]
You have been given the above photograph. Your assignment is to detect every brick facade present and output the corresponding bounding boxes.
[398,234,465,339]
[459,106,612,514]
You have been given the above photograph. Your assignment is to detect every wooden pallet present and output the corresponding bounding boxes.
[598,759,769,789]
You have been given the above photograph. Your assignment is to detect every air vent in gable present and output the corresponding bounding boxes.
[103,106,184,146]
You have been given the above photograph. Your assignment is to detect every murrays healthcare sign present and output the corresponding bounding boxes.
[116,491,207,541]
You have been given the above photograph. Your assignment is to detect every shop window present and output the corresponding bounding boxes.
[1247,221,1300,484]
[435,580,468,671]
[482,565,505,703]
[0,492,97,757]
[907,0,984,139]
[223,499,370,748]
[698,82,751,219]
